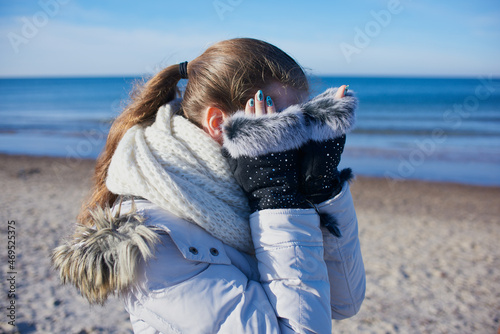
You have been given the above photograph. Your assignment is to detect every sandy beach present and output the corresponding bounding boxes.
[1,153,499,334]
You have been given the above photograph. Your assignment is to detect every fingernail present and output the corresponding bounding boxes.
[345,85,349,93]
[266,96,273,106]
[257,90,263,101]
[249,98,255,107]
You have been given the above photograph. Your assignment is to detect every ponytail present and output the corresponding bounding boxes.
[77,64,182,226]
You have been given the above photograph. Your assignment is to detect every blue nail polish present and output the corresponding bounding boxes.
[345,85,349,93]
[266,96,273,107]
[249,98,255,107]
[257,90,263,101]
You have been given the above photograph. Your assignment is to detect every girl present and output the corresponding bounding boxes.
[52,38,365,333]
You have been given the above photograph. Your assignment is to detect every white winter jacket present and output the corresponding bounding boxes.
[120,183,365,333]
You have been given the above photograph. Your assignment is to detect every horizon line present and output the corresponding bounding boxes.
[1,73,499,80]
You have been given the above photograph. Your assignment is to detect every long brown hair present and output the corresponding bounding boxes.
[78,38,309,226]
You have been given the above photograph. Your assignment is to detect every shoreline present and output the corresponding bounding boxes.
[1,153,499,333]
[2,152,499,190]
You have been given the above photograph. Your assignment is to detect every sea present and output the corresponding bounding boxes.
[1,76,499,186]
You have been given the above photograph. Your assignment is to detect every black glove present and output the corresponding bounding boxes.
[222,87,357,212]
[222,148,309,212]
[299,135,352,204]
[297,87,356,205]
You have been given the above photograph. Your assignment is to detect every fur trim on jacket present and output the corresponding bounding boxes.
[51,202,161,305]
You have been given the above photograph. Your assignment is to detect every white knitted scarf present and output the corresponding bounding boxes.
[106,100,253,254]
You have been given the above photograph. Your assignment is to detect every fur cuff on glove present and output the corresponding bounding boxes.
[222,87,357,158]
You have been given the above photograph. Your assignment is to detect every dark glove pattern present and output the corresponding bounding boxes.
[223,149,309,212]
[222,87,358,212]
[300,135,346,204]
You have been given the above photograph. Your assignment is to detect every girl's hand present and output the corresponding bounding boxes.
[299,85,350,205]
[245,90,276,116]
[223,88,307,212]
[245,85,347,116]
[334,85,348,99]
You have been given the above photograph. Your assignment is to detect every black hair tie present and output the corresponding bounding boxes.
[179,61,188,79]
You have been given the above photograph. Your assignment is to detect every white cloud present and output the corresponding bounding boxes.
[0,20,226,76]
[1,10,499,78]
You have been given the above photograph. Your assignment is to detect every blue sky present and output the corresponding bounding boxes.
[1,0,499,77]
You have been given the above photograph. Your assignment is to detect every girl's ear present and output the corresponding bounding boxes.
[203,106,226,144]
